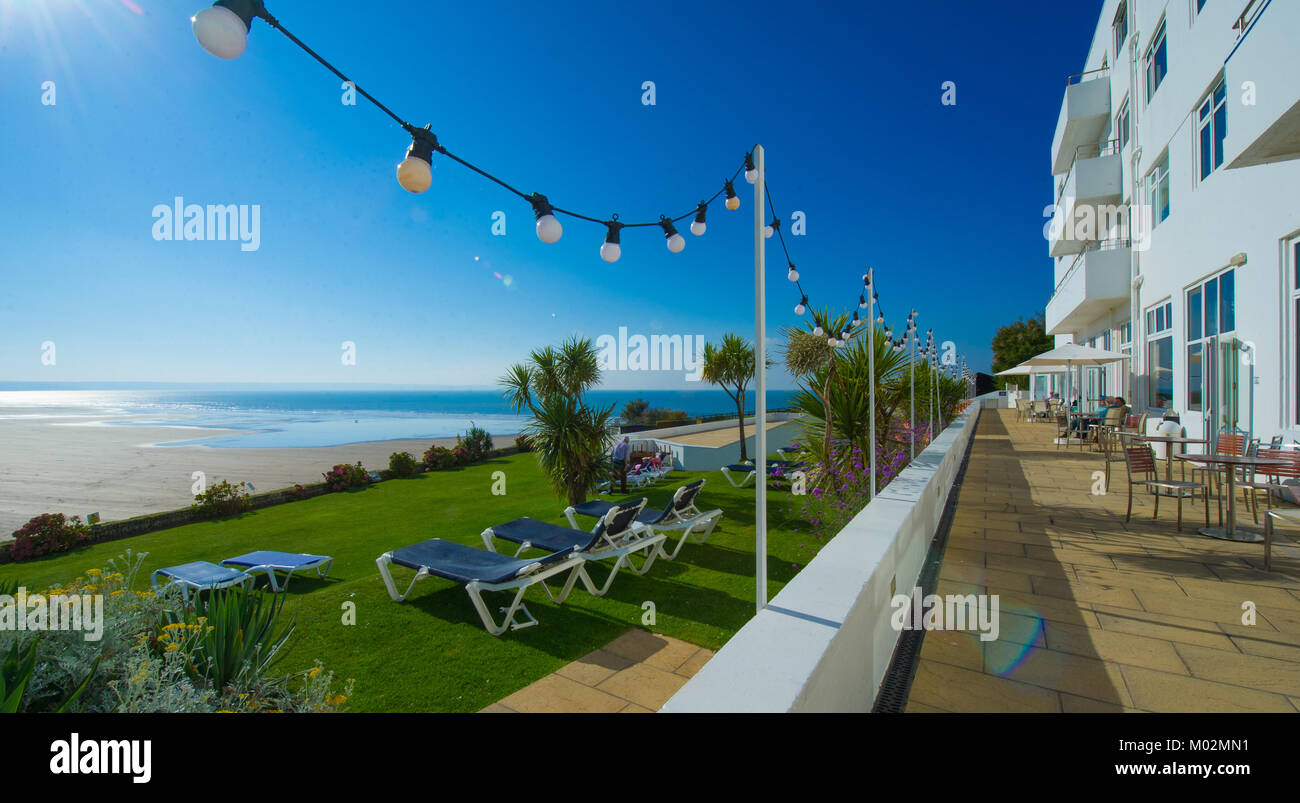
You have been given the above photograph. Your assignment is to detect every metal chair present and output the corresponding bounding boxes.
[1122,444,1209,532]
[1239,447,1300,524]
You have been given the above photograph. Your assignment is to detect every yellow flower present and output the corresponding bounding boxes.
[327,695,347,706]
[307,667,322,679]
[86,568,102,576]
[164,643,180,652]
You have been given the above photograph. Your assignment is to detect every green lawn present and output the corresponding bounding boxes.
[0,454,815,712]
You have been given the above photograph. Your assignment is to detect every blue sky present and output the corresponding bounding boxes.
[0,0,1102,390]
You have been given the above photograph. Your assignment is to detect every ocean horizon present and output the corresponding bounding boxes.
[0,385,796,449]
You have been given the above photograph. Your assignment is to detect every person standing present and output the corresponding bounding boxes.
[612,436,631,493]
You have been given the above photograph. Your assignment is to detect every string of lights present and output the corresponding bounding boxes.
[191,0,893,337]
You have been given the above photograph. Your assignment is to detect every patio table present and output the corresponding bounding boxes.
[1174,453,1289,543]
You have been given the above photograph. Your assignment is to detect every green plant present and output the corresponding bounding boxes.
[191,480,252,519]
[10,513,92,562]
[154,586,294,690]
[422,445,456,470]
[323,462,369,492]
[514,434,532,452]
[0,638,38,713]
[458,424,494,463]
[388,451,420,478]
[500,336,615,506]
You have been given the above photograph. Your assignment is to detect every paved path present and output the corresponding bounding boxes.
[906,408,1300,713]
[481,629,713,713]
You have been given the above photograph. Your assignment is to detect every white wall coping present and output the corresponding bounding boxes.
[660,395,989,713]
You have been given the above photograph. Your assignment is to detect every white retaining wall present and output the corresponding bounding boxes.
[660,395,989,712]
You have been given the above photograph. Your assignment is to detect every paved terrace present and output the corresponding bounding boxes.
[906,408,1300,713]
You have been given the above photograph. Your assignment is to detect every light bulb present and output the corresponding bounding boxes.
[724,180,740,210]
[745,168,758,184]
[787,267,799,282]
[667,233,685,253]
[764,225,774,239]
[531,194,562,243]
[396,154,432,194]
[536,214,562,243]
[795,295,807,316]
[691,203,707,235]
[601,222,622,262]
[828,337,838,347]
[744,152,757,184]
[192,4,249,60]
[690,221,706,236]
[859,295,867,309]
[814,326,824,337]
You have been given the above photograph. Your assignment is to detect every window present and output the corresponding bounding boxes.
[1116,98,1131,150]
[1150,153,1171,225]
[1198,78,1227,180]
[1114,2,1129,57]
[1145,20,1168,101]
[1104,330,1112,351]
[1196,0,1208,15]
[1187,269,1237,415]
[1147,301,1175,408]
[1119,321,1132,345]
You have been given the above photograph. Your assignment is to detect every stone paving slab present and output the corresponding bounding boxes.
[906,409,1300,713]
[482,629,713,713]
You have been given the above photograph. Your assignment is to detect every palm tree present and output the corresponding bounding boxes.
[701,334,758,461]
[500,336,615,506]
[781,308,852,467]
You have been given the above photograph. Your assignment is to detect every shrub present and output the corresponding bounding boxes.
[290,483,308,501]
[514,434,532,452]
[191,480,252,520]
[451,445,471,465]
[458,424,494,463]
[322,462,369,492]
[10,513,92,562]
[388,451,420,478]
[423,445,456,470]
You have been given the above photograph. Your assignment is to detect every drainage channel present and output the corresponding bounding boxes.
[871,412,980,713]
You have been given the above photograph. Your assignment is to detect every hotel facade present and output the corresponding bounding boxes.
[1042,0,1300,443]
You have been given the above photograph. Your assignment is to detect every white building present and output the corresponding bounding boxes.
[1042,0,1300,443]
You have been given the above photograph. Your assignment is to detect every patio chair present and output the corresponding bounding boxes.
[563,479,724,560]
[1263,509,1300,572]
[1053,411,1071,449]
[1191,429,1249,521]
[219,551,334,592]
[481,499,663,597]
[151,561,254,602]
[1121,444,1209,532]
[1032,400,1048,422]
[1239,447,1300,525]
[376,537,585,635]
[1098,423,1132,490]
[1088,405,1128,452]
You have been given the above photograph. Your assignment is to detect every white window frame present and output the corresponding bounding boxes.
[1145,18,1168,103]
[1197,76,1227,182]
[1148,152,1171,227]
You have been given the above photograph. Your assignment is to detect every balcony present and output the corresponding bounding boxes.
[1048,141,1124,258]
[1045,238,1130,336]
[1224,0,1300,169]
[1050,68,1111,176]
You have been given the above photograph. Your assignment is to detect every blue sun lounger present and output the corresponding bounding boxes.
[376,537,584,636]
[563,480,724,560]
[482,500,662,596]
[219,551,334,592]
[151,561,253,601]
[720,464,757,487]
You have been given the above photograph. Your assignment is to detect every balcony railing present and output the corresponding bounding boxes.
[1050,236,1131,302]
[1056,138,1121,203]
[1233,0,1264,39]
[1065,66,1110,86]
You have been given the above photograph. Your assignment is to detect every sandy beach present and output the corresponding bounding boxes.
[0,414,516,538]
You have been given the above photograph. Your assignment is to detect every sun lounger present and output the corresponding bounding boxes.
[219,550,334,592]
[720,464,757,487]
[376,538,584,635]
[151,561,253,601]
[563,479,723,560]
[482,500,663,596]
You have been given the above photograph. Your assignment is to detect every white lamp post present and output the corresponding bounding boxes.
[753,145,767,613]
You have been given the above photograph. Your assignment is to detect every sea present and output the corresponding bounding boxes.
[0,385,795,449]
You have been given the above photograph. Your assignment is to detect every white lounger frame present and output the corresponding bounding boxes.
[375,551,585,636]
[220,555,334,592]
[720,465,756,488]
[482,525,666,597]
[150,567,253,602]
[637,509,724,561]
